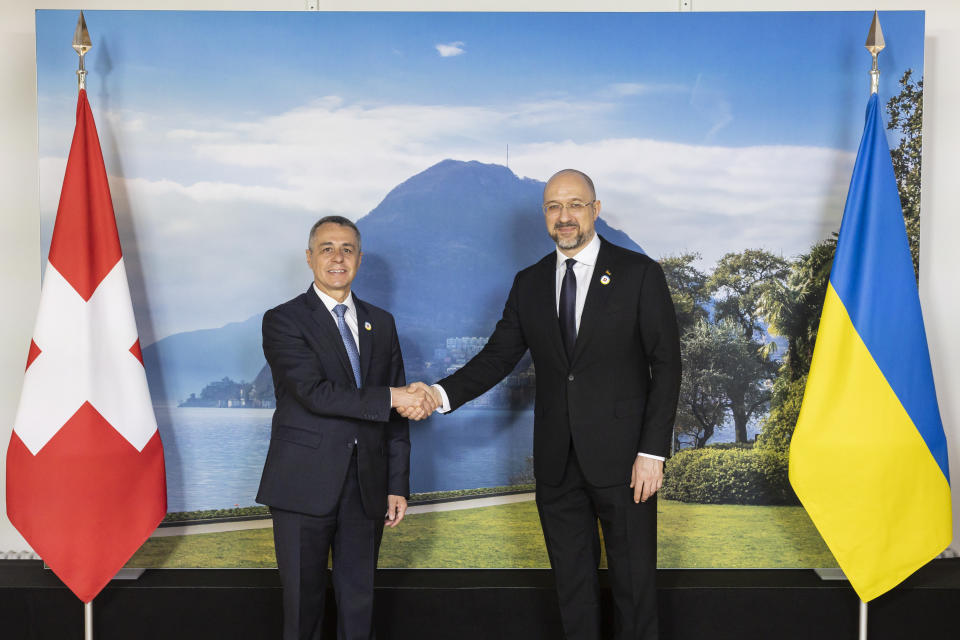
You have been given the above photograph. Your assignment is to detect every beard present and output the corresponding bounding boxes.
[550,223,592,251]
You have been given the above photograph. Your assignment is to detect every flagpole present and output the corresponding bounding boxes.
[85,600,94,640]
[859,599,868,640]
[74,11,95,640]
[73,11,90,91]
[856,12,884,638]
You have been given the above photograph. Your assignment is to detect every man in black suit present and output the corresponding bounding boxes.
[257,216,436,640]
[408,170,681,639]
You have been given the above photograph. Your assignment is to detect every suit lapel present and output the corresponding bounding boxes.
[572,238,616,364]
[532,254,569,368]
[304,285,357,387]
[354,296,374,387]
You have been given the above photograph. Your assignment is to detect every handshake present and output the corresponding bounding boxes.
[390,382,443,421]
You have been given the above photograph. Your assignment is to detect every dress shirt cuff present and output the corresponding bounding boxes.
[432,384,451,413]
[637,452,665,462]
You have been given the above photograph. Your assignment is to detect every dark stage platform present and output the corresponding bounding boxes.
[2,560,958,639]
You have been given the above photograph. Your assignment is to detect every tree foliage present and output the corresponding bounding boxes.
[661,446,796,505]
[676,319,738,449]
[755,240,835,451]
[886,69,923,280]
[759,238,836,381]
[707,249,789,343]
[660,252,710,338]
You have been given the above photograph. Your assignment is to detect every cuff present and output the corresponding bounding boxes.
[433,384,451,413]
[637,452,665,462]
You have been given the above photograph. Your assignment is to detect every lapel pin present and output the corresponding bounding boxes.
[605,269,611,275]
[364,321,372,331]
[600,275,611,286]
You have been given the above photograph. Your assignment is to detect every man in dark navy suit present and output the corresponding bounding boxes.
[257,216,435,640]
[407,170,681,639]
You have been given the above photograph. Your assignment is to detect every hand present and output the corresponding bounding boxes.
[385,495,408,527]
[406,382,441,411]
[390,383,437,421]
[630,455,663,503]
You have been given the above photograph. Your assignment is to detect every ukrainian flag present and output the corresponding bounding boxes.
[789,93,951,602]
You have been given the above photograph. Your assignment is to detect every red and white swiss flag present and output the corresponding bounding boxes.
[6,89,167,603]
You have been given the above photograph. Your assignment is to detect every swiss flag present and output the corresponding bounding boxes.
[6,89,167,603]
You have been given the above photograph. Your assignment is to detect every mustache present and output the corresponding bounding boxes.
[553,222,579,230]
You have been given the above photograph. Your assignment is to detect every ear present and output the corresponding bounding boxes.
[305,248,312,266]
[593,200,602,220]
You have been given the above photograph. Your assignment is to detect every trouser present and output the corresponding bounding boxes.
[271,451,384,640]
[536,445,659,640]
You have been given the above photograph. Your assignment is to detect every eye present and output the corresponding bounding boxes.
[322,247,333,253]
[569,202,585,210]
[545,203,562,213]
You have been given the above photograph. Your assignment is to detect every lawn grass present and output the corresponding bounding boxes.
[127,500,837,569]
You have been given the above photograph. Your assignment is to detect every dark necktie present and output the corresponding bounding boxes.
[333,304,362,388]
[558,258,577,361]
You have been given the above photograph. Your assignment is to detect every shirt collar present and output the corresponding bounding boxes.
[313,283,354,315]
[555,232,600,269]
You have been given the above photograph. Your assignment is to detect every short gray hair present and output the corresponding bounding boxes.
[308,216,361,251]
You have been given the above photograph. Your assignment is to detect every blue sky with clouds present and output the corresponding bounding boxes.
[37,11,924,150]
[35,10,924,342]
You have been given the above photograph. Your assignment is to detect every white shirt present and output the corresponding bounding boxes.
[434,234,663,462]
[555,233,600,332]
[313,285,391,420]
[313,283,360,353]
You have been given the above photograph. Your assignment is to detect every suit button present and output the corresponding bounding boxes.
[568,374,575,382]
[347,441,355,449]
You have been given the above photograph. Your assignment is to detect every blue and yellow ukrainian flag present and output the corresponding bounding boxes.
[789,93,951,602]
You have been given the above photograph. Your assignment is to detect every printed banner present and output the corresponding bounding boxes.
[34,10,925,569]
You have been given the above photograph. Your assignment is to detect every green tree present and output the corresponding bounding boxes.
[676,320,736,449]
[703,250,787,443]
[759,238,836,381]
[678,319,775,446]
[886,69,923,280]
[660,252,710,338]
[707,250,790,342]
[756,240,835,451]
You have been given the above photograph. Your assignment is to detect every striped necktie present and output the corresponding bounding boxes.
[333,304,362,388]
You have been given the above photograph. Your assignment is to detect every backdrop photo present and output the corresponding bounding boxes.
[33,9,925,569]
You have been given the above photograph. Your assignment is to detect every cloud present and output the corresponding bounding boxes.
[610,83,651,96]
[505,138,853,265]
[147,96,613,217]
[38,95,856,340]
[435,41,465,57]
[690,74,734,140]
[103,109,145,134]
[602,82,688,99]
[166,129,232,142]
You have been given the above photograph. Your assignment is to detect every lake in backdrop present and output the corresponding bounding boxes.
[157,406,757,513]
[157,407,534,512]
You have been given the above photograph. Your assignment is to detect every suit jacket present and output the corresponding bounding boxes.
[438,236,681,488]
[256,285,410,519]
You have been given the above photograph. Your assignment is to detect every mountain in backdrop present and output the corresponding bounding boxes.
[353,159,643,360]
[143,313,265,406]
[144,160,644,404]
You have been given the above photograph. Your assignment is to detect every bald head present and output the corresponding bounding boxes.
[544,169,596,201]
[542,169,601,256]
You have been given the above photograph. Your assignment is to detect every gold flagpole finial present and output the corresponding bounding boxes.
[865,10,886,95]
[72,11,92,91]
